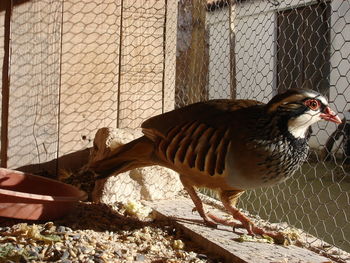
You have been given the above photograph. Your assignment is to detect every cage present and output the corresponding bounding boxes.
[0,0,349,260]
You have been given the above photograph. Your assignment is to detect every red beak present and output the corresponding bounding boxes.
[320,106,342,124]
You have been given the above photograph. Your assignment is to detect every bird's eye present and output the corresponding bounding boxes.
[304,99,321,111]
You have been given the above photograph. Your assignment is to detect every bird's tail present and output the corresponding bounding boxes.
[90,136,155,179]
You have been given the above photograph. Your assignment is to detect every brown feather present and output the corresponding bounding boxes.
[142,99,263,140]
[90,89,338,242]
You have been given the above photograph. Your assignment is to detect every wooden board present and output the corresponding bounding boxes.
[1,0,177,175]
[7,0,62,171]
[147,198,332,263]
[58,0,176,158]
[163,0,177,113]
[59,0,122,157]
[0,1,7,166]
[118,0,166,128]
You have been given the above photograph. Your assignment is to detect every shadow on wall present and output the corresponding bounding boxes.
[15,148,91,178]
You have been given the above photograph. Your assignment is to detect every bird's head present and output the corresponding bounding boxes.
[266,89,342,139]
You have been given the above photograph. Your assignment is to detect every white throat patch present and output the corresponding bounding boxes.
[288,112,321,138]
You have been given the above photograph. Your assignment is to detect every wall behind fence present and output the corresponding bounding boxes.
[0,0,177,174]
[185,0,350,254]
[1,0,349,256]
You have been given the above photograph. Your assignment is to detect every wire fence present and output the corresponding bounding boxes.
[0,0,349,257]
[191,0,350,255]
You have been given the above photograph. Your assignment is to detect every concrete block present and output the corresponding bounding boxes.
[90,127,183,204]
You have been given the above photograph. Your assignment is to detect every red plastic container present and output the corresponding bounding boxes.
[0,168,87,220]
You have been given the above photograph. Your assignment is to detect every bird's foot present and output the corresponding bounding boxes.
[191,207,218,228]
[203,218,218,228]
[246,223,286,244]
[199,210,286,244]
[206,213,282,241]
[206,212,243,228]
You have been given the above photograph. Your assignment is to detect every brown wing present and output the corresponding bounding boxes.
[141,99,265,177]
[141,99,264,141]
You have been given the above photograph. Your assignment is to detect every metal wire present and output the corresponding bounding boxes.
[200,0,350,254]
[1,0,349,257]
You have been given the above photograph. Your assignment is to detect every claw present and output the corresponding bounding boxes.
[206,212,238,227]
[248,224,286,244]
[203,218,218,228]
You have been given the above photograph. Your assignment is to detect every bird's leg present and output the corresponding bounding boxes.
[205,190,245,227]
[205,213,243,227]
[180,175,217,228]
[220,190,284,241]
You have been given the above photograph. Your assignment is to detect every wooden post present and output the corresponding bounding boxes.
[176,0,209,108]
[0,0,11,168]
[163,0,177,113]
[229,1,236,99]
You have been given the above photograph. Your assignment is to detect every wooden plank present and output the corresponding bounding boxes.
[0,1,8,167]
[146,198,332,263]
[59,0,121,157]
[7,0,62,172]
[118,93,163,129]
[118,0,166,128]
[0,2,4,78]
[229,2,236,99]
[163,0,177,113]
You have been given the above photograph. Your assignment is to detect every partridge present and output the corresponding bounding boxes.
[90,89,341,240]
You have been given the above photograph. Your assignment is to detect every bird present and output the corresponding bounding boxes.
[89,88,341,241]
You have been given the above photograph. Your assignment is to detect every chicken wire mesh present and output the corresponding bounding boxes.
[0,0,349,258]
[190,0,350,255]
[0,0,176,169]
[59,0,172,154]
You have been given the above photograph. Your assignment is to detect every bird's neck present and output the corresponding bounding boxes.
[276,115,310,143]
[257,113,309,144]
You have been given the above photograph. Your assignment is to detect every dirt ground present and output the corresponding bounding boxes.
[0,202,223,263]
